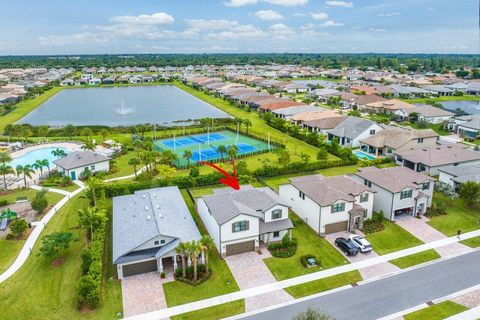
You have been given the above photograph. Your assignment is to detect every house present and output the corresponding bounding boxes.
[398,105,455,124]
[53,151,110,180]
[290,109,343,126]
[278,174,375,235]
[326,116,383,148]
[302,116,347,133]
[456,114,480,140]
[113,186,201,278]
[88,78,101,85]
[438,163,480,191]
[360,127,439,157]
[271,105,320,120]
[352,166,434,221]
[196,186,294,256]
[362,99,415,115]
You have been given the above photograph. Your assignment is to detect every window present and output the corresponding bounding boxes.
[232,221,249,232]
[331,202,345,213]
[417,138,424,143]
[154,240,159,245]
[364,179,372,187]
[387,148,393,153]
[360,193,369,203]
[370,129,376,135]
[400,189,413,199]
[396,155,403,162]
[160,239,165,244]
[273,231,280,238]
[299,190,305,200]
[422,182,430,190]
[271,209,282,220]
[90,165,95,170]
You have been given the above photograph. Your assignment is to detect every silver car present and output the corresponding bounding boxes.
[349,235,373,253]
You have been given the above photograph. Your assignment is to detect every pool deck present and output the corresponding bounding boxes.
[9,142,82,158]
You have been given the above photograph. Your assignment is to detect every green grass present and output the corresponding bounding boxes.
[285,270,362,298]
[264,212,349,280]
[399,122,450,136]
[365,221,423,255]
[389,249,441,269]
[404,301,468,320]
[0,193,123,320]
[427,193,480,236]
[172,300,245,320]
[461,236,480,248]
[1,188,64,206]
[163,190,241,306]
[402,95,480,104]
[188,182,263,199]
[104,152,141,179]
[0,239,25,274]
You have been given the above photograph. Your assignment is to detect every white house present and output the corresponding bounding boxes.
[438,163,480,191]
[88,78,101,85]
[53,151,110,180]
[352,166,434,221]
[397,105,455,124]
[196,186,293,256]
[326,116,383,148]
[278,174,375,236]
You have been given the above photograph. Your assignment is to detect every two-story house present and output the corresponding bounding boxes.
[352,166,434,221]
[197,185,293,256]
[278,174,375,236]
[326,116,384,148]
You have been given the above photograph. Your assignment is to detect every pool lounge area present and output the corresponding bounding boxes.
[352,149,376,160]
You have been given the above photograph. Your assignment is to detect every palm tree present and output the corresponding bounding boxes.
[227,145,238,161]
[38,126,49,142]
[41,159,50,177]
[200,235,214,275]
[234,117,243,131]
[33,159,45,181]
[85,177,104,207]
[243,119,252,135]
[16,164,34,188]
[81,141,96,152]
[99,129,109,142]
[0,152,12,164]
[175,242,189,279]
[182,150,193,168]
[128,157,141,177]
[217,145,227,162]
[188,240,201,282]
[77,207,107,240]
[51,148,66,159]
[161,150,179,165]
[134,140,144,157]
[0,163,14,190]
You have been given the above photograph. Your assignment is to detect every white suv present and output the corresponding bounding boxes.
[349,235,373,253]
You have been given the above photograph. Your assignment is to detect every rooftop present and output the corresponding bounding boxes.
[395,145,480,166]
[355,166,433,193]
[53,151,110,170]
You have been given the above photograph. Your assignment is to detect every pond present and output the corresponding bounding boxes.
[436,100,480,115]
[17,85,232,127]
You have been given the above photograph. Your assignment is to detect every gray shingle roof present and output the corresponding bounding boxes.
[327,116,378,140]
[259,219,294,234]
[112,186,201,264]
[53,151,110,170]
[395,145,480,167]
[355,166,433,193]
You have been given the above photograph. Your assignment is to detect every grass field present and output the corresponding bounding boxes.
[172,300,245,320]
[404,301,468,320]
[0,239,25,274]
[461,236,480,248]
[366,221,423,255]
[1,188,64,206]
[389,249,441,269]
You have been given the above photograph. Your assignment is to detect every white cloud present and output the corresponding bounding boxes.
[269,23,296,39]
[185,19,239,31]
[352,26,363,30]
[368,28,388,32]
[224,0,258,7]
[310,12,328,20]
[253,10,284,20]
[110,12,174,25]
[377,12,400,17]
[293,13,306,17]
[319,20,344,27]
[224,0,307,6]
[325,1,354,8]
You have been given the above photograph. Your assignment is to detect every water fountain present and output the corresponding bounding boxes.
[116,101,134,116]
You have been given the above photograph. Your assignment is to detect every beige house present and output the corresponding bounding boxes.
[362,99,415,114]
[290,109,343,126]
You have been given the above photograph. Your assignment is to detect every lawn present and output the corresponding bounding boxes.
[188,181,263,199]
[285,270,362,299]
[403,95,480,104]
[104,151,141,179]
[1,188,64,206]
[264,212,349,280]
[389,249,440,269]
[0,239,25,274]
[172,300,245,320]
[404,301,468,320]
[0,193,123,320]
[365,220,423,255]
[400,122,450,136]
[461,236,480,248]
[427,193,480,236]
[162,190,243,315]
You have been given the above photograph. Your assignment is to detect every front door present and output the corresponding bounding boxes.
[70,171,76,180]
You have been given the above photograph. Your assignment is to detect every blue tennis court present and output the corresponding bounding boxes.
[190,143,258,162]
[161,132,227,148]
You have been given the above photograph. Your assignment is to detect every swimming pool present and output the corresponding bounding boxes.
[10,147,68,168]
[352,150,376,160]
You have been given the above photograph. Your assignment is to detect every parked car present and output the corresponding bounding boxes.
[335,237,359,256]
[349,235,373,253]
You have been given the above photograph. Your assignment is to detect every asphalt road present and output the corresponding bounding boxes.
[238,250,480,320]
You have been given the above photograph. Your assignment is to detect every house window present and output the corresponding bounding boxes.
[232,221,249,232]
[331,202,345,213]
[90,165,95,170]
[273,231,280,238]
[271,209,282,220]
[400,189,413,199]
[154,240,159,245]
[161,239,165,244]
[364,179,372,187]
[422,182,430,190]
[370,129,376,135]
[417,138,424,143]
[299,190,305,200]
[396,155,403,162]
[387,148,393,153]
[360,193,369,203]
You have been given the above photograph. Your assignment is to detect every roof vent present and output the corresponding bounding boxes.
[153,193,157,197]
[145,206,149,211]
[156,204,160,209]
[159,213,163,218]
[142,194,146,199]
[146,215,151,220]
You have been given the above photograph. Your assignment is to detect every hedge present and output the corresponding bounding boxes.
[267,235,298,258]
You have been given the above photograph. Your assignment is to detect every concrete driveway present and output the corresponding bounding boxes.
[121,272,174,318]
[224,246,293,311]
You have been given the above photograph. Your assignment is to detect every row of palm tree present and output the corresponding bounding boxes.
[175,235,214,282]
[234,118,253,135]
[0,152,14,190]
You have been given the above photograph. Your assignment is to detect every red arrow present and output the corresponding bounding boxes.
[199,160,240,190]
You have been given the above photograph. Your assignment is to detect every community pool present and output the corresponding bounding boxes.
[353,150,376,160]
[10,147,68,168]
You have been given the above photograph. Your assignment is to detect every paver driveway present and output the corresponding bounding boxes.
[224,247,293,311]
[121,272,174,318]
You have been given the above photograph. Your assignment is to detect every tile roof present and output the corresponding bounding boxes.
[395,145,480,167]
[355,166,433,193]
[404,105,455,117]
[303,116,348,130]
[259,219,294,234]
[360,127,439,149]
[291,109,343,122]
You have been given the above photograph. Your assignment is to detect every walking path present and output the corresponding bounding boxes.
[0,180,85,284]
[125,229,480,320]
[31,184,72,196]
[103,166,146,183]
[446,305,480,320]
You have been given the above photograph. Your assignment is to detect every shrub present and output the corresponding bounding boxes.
[425,205,447,218]
[268,234,297,258]
[363,212,385,234]
[9,219,28,238]
[0,199,7,206]
[5,233,14,240]
[160,272,166,279]
[300,254,320,268]
[31,190,48,214]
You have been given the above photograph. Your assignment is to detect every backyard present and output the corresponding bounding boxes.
[365,220,423,255]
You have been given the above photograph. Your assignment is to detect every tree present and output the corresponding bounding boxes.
[85,177,104,207]
[64,124,76,137]
[21,126,33,141]
[275,149,290,164]
[300,152,310,164]
[0,163,14,190]
[37,231,73,258]
[99,129,109,142]
[459,181,480,208]
[160,149,179,165]
[217,145,227,161]
[16,164,34,188]
[81,141,96,152]
[182,150,193,168]
[175,242,189,278]
[80,128,93,142]
[41,159,50,177]
[128,157,141,177]
[243,119,252,134]
[32,159,45,180]
[78,207,107,240]
[200,235,214,275]
[9,219,28,238]
[234,117,243,131]
[51,148,66,159]
[188,240,201,282]
[31,189,48,214]
[0,151,12,164]
[292,308,333,320]
[316,147,329,161]
[409,112,419,123]
[38,125,49,142]
[227,145,238,160]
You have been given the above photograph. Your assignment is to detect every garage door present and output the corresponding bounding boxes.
[325,221,348,234]
[122,259,157,277]
[226,240,255,256]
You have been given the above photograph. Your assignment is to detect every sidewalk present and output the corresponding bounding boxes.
[0,182,85,284]
[103,166,146,183]
[446,305,480,320]
[125,229,480,320]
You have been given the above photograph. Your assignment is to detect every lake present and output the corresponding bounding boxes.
[17,85,232,127]
[438,100,480,115]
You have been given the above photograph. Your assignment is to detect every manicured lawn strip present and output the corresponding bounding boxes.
[105,151,141,179]
[461,237,480,248]
[171,300,245,320]
[365,221,423,255]
[264,212,349,281]
[285,271,362,299]
[163,190,241,306]
[404,301,468,320]
[1,188,64,206]
[0,193,123,319]
[188,181,263,198]
[0,239,25,274]
[427,194,480,237]
[389,249,440,269]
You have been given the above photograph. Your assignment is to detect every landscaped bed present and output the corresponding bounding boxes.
[403,301,468,320]
[389,249,441,269]
[365,220,423,255]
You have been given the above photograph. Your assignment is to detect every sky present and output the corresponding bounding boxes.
[0,0,478,55]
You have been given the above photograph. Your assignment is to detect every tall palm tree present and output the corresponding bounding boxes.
[0,163,14,190]
[33,159,45,181]
[16,164,34,188]
[41,159,50,177]
[81,141,96,152]
[200,235,214,275]
[188,240,201,282]
[51,148,66,159]
[175,242,189,278]
[77,207,107,240]
[99,129,109,142]
[0,151,12,164]
[217,145,227,162]
[182,150,193,168]
[85,177,104,207]
[227,145,238,161]
[128,157,141,177]
[243,119,252,135]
